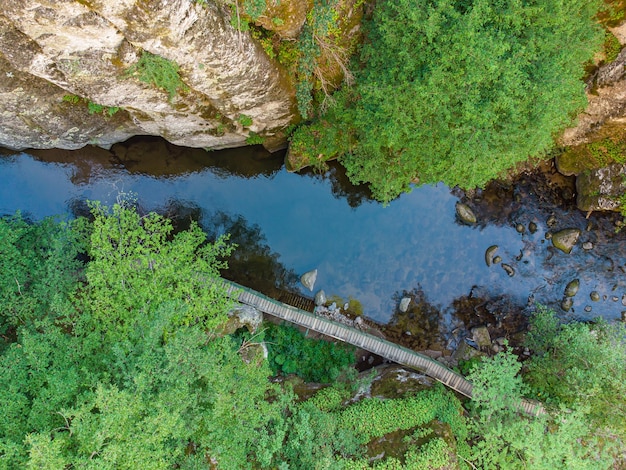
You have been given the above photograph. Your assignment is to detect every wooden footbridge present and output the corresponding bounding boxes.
[222,279,544,416]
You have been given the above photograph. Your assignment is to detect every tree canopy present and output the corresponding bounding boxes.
[291,0,604,203]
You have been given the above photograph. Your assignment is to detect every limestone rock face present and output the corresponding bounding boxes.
[0,0,297,150]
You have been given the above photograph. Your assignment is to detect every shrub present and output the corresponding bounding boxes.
[263,322,355,383]
[124,51,188,100]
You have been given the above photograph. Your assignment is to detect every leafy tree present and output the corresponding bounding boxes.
[0,214,86,338]
[525,306,626,442]
[291,0,604,203]
[77,201,234,342]
[0,205,291,469]
[467,346,615,469]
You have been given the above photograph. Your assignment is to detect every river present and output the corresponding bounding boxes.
[1,137,625,337]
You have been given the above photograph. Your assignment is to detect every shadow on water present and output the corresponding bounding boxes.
[202,210,302,297]
[28,136,285,182]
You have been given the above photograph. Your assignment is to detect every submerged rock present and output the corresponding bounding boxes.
[485,245,498,267]
[552,228,581,254]
[300,269,318,291]
[501,263,515,277]
[590,291,601,302]
[455,202,477,224]
[564,279,580,297]
[561,297,574,312]
[528,221,538,233]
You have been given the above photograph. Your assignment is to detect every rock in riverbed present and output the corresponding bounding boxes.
[300,269,318,291]
[314,290,326,306]
[485,245,498,267]
[399,297,411,313]
[564,279,580,298]
[552,228,581,254]
[455,202,477,225]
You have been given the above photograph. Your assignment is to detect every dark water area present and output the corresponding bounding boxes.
[1,138,625,343]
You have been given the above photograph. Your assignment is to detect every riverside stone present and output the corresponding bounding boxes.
[552,228,581,254]
[300,269,318,291]
[399,297,411,313]
[455,202,477,224]
[564,279,580,298]
[576,163,626,212]
[314,289,327,306]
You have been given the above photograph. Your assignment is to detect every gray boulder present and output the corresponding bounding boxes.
[300,269,318,291]
[399,297,411,313]
[314,289,327,306]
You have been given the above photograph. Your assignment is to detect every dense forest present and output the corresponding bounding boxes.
[286,0,612,203]
[1,204,625,468]
[2,0,626,468]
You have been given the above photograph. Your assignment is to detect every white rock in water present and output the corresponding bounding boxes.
[399,297,411,313]
[314,289,326,306]
[300,269,318,291]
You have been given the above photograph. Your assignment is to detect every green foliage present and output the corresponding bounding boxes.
[264,322,355,383]
[246,131,264,145]
[0,214,86,337]
[63,94,120,117]
[338,385,468,446]
[62,93,81,104]
[525,307,626,441]
[293,0,342,118]
[587,137,626,166]
[124,51,188,100]
[0,203,290,469]
[238,113,253,127]
[287,118,350,171]
[467,344,617,469]
[243,0,266,21]
[603,31,622,63]
[87,101,120,117]
[293,0,605,203]
[77,201,234,341]
[277,400,363,469]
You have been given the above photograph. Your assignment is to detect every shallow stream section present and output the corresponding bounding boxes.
[1,138,625,335]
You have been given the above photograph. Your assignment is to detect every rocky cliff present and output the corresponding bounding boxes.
[0,0,303,151]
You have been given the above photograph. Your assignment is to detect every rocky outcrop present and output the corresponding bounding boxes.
[0,0,297,151]
[561,42,626,148]
[576,163,626,212]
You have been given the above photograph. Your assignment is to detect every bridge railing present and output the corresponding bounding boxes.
[221,279,544,416]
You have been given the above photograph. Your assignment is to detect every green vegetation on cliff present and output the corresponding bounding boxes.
[290,0,605,203]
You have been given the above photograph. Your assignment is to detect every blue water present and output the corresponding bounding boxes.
[1,145,624,323]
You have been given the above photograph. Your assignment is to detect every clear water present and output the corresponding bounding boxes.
[1,140,624,324]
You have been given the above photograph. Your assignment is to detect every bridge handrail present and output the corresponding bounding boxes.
[220,279,544,416]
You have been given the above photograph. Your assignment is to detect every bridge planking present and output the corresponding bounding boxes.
[222,279,544,415]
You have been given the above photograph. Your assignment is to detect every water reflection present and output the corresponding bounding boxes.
[203,210,301,296]
[1,138,625,326]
